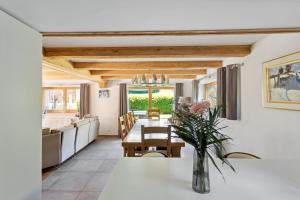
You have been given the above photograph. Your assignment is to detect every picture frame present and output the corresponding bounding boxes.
[262,52,300,110]
[99,89,110,98]
[205,82,217,108]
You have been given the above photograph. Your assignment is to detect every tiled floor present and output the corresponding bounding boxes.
[42,136,193,200]
[42,137,122,200]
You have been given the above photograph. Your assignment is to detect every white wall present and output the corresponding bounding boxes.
[224,33,300,159]
[90,83,120,135]
[0,11,42,200]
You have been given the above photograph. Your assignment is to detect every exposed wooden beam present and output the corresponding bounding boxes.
[99,80,109,88]
[73,60,222,70]
[44,45,251,58]
[101,75,197,80]
[43,75,82,80]
[92,69,206,76]
[43,59,100,82]
[42,27,300,37]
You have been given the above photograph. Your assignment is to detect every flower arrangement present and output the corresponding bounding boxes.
[171,100,235,193]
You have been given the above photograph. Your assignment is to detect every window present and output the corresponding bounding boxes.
[128,86,174,119]
[43,87,80,113]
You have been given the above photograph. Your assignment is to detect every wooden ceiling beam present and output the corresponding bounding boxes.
[101,75,197,80]
[42,28,300,37]
[91,69,206,76]
[43,59,100,83]
[44,45,251,58]
[73,60,222,70]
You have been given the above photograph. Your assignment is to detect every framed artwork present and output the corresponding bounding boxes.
[263,52,300,110]
[99,89,110,98]
[205,82,217,108]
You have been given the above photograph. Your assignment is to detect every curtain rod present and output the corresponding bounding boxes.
[197,63,244,81]
[197,72,217,81]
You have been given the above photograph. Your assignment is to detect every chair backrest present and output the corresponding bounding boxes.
[125,113,134,130]
[224,152,261,159]
[128,111,136,124]
[141,125,171,156]
[119,115,128,140]
[142,151,168,157]
[147,109,160,119]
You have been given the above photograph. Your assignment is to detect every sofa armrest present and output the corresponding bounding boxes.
[42,133,61,169]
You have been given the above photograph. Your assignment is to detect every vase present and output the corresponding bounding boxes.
[192,150,210,193]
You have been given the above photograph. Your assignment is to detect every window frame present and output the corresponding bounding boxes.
[42,87,80,113]
[128,86,174,110]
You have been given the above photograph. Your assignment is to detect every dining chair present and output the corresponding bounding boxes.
[119,116,128,140]
[119,115,128,156]
[141,125,171,156]
[141,151,168,157]
[224,152,261,159]
[125,113,133,130]
[128,111,136,124]
[147,109,160,119]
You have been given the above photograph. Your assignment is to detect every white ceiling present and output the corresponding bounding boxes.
[43,34,266,47]
[1,0,300,32]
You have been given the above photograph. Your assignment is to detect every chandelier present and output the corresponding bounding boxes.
[131,74,170,86]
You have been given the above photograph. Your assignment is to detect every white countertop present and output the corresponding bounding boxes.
[98,158,300,200]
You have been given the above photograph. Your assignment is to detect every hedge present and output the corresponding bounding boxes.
[129,96,173,114]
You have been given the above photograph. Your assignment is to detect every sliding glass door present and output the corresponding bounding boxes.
[128,86,174,119]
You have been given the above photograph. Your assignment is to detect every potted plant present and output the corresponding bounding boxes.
[171,101,235,193]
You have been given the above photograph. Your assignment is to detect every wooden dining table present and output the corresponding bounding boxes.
[122,119,185,157]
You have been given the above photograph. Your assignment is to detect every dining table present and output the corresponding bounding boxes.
[122,118,185,157]
[98,158,300,200]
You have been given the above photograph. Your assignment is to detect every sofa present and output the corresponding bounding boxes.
[42,129,61,169]
[75,119,91,153]
[42,116,100,169]
[60,125,77,163]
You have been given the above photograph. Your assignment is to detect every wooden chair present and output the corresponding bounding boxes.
[224,152,261,159]
[119,115,128,156]
[125,113,133,130]
[119,116,128,140]
[128,111,136,124]
[147,109,160,119]
[141,125,171,157]
[142,151,168,157]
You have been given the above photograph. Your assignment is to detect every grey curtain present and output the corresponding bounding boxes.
[217,65,241,120]
[175,83,184,110]
[119,83,128,137]
[119,83,128,116]
[192,80,199,103]
[79,84,90,119]
[217,67,227,118]
[226,65,240,120]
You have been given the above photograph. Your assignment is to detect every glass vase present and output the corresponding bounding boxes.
[192,149,210,193]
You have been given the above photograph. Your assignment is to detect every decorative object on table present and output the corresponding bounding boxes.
[205,82,217,108]
[263,51,300,111]
[177,96,192,110]
[171,101,235,193]
[99,89,110,98]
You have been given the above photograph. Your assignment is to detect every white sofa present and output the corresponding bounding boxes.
[42,116,100,169]
[88,116,99,143]
[75,119,90,153]
[60,125,77,163]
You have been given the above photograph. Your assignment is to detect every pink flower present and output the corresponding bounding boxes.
[189,101,210,114]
